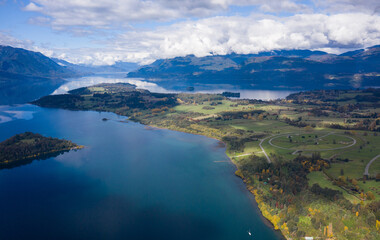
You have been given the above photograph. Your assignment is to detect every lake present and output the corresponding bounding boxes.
[0,104,282,240]
[0,73,295,105]
[53,73,296,100]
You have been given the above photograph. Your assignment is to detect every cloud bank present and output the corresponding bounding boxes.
[24,0,311,31]
[49,13,380,65]
[2,1,379,65]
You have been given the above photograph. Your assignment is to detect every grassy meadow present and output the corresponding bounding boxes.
[34,86,380,240]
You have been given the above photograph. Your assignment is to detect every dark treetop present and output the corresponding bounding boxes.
[0,132,82,168]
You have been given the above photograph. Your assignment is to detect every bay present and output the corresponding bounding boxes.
[53,73,296,100]
[0,104,281,240]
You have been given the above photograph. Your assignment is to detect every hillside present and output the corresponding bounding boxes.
[0,46,76,79]
[0,45,80,104]
[127,45,380,90]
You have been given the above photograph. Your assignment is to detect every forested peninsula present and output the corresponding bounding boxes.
[33,83,380,240]
[0,132,83,168]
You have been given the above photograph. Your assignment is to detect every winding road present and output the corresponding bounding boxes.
[364,154,380,176]
[259,136,272,163]
[268,132,357,152]
[237,132,377,176]
[233,132,360,165]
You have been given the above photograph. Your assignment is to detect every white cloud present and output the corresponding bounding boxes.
[22,1,380,33]
[43,12,380,65]
[23,0,310,32]
[24,2,43,11]
[0,31,55,57]
[315,0,380,14]
[259,0,309,12]
[0,32,32,48]
[3,1,378,65]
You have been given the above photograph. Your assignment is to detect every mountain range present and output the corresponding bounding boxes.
[0,45,79,104]
[0,45,77,79]
[0,45,138,104]
[127,45,380,90]
[1,44,379,104]
[52,58,138,75]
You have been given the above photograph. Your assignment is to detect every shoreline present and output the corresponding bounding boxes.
[138,121,287,239]
[28,106,287,238]
[0,144,85,169]
[30,86,380,239]
[75,109,286,238]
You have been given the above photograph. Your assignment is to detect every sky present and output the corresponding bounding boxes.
[0,0,379,65]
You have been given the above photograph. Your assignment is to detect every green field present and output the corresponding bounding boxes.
[34,86,380,240]
[307,171,359,203]
[174,99,254,114]
[269,132,355,151]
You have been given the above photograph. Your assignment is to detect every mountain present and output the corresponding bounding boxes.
[127,46,380,90]
[52,58,139,74]
[0,46,78,104]
[0,45,139,105]
[0,46,76,78]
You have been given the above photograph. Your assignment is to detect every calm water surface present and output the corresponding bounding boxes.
[0,104,281,240]
[53,73,295,100]
[53,73,170,95]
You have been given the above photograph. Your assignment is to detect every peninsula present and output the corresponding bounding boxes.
[0,132,83,168]
[33,84,380,239]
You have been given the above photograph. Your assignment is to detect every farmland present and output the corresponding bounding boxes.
[33,86,380,239]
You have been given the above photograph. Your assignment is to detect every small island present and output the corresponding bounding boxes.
[221,91,240,98]
[0,132,83,168]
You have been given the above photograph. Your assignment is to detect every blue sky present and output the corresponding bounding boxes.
[0,0,379,65]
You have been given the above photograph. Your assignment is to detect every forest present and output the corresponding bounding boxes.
[0,132,82,168]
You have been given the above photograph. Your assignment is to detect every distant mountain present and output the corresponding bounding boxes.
[0,46,76,79]
[127,46,380,90]
[339,45,379,57]
[52,58,139,74]
[0,45,79,104]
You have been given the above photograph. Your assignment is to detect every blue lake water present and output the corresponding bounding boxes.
[53,73,296,100]
[0,104,281,240]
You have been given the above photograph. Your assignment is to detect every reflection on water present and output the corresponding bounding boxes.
[0,115,12,124]
[0,72,297,114]
[0,105,36,124]
[53,74,170,94]
[54,73,296,100]
[0,77,64,105]
[0,106,281,239]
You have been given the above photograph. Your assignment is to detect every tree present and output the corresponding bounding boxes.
[304,125,314,133]
[367,191,375,200]
[352,179,358,185]
[311,152,321,162]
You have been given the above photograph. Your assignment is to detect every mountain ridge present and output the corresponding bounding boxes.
[127,45,380,90]
[52,58,139,74]
[0,45,76,79]
[0,45,78,105]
